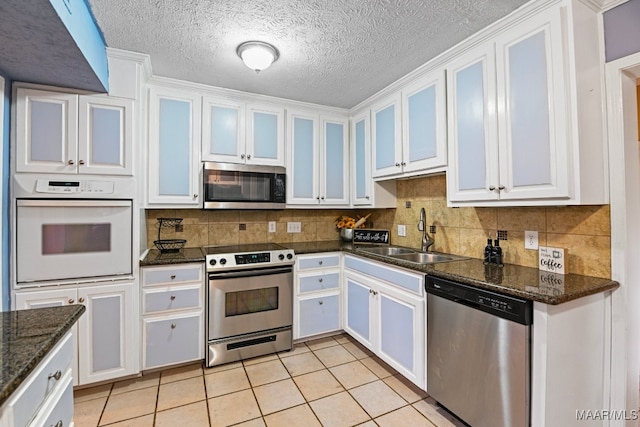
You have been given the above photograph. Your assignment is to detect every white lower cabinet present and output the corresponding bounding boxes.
[13,282,138,386]
[343,255,425,389]
[0,332,73,427]
[295,253,341,339]
[141,263,204,370]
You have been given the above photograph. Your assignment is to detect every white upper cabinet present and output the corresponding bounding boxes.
[202,97,284,166]
[447,2,606,206]
[287,109,349,207]
[15,88,133,175]
[371,70,447,180]
[148,85,201,206]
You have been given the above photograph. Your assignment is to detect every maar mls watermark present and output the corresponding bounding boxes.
[576,409,639,421]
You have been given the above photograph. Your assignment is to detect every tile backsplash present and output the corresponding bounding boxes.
[146,174,611,278]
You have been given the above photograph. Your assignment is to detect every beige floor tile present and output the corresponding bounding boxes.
[111,372,160,395]
[360,356,398,379]
[356,422,378,427]
[74,383,112,403]
[413,397,467,427]
[74,395,107,427]
[279,342,310,358]
[155,400,209,427]
[204,360,243,374]
[156,376,206,411]
[293,369,344,402]
[106,414,155,427]
[243,353,279,366]
[305,336,339,351]
[159,362,203,384]
[236,418,266,427]
[334,333,355,345]
[313,345,357,367]
[350,380,407,418]
[205,366,251,398]
[309,391,371,427]
[208,389,262,426]
[383,374,429,403]
[245,359,290,386]
[329,361,378,389]
[99,387,157,426]
[253,378,305,415]
[264,403,322,427]
[342,341,373,359]
[281,352,325,377]
[375,405,436,427]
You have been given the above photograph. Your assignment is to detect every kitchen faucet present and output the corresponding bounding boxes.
[419,207,434,252]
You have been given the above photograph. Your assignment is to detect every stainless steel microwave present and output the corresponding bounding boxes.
[203,162,286,209]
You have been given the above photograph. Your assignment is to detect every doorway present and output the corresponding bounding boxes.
[606,51,640,422]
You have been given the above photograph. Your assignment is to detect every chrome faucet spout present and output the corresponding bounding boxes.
[419,207,434,252]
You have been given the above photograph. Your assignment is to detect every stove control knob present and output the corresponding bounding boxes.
[209,259,217,266]
[278,254,285,260]
[220,258,227,265]
[286,253,293,260]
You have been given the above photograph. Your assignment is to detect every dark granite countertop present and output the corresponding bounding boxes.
[0,305,85,407]
[139,241,618,305]
[140,247,205,266]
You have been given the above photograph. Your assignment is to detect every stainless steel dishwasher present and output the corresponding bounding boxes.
[426,276,533,427]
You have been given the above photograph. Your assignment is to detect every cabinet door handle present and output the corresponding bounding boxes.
[170,295,176,300]
[369,289,373,294]
[67,160,74,165]
[318,260,323,265]
[373,290,378,296]
[320,196,325,200]
[498,185,506,191]
[193,194,198,199]
[78,160,85,165]
[395,163,400,167]
[68,299,75,304]
[401,162,406,166]
[170,323,176,329]
[53,420,63,427]
[318,278,323,283]
[365,196,370,200]
[318,300,323,305]
[240,154,245,159]
[488,185,496,191]
[170,275,176,280]
[78,297,85,303]
[48,370,62,381]
[247,154,251,160]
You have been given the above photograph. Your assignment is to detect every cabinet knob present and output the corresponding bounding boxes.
[488,185,496,191]
[318,260,323,265]
[373,290,378,296]
[318,278,323,283]
[68,299,75,304]
[321,196,325,200]
[319,300,323,305]
[193,194,198,199]
[78,297,85,303]
[247,154,251,160]
[67,160,74,165]
[170,323,176,329]
[395,163,401,167]
[53,421,63,427]
[365,196,370,200]
[170,295,176,300]
[170,275,176,279]
[79,160,85,165]
[48,370,62,381]
[401,162,406,166]
[498,185,506,191]
[369,289,373,294]
[240,154,245,159]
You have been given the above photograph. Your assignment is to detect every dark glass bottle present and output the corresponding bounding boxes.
[483,237,493,265]
[492,238,503,266]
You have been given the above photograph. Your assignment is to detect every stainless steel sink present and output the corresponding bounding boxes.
[391,252,467,264]
[357,246,417,256]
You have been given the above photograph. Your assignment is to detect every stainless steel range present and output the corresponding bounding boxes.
[204,243,295,367]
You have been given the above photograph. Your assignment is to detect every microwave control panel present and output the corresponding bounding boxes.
[35,179,115,194]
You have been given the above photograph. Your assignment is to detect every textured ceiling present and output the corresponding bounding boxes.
[89,0,529,108]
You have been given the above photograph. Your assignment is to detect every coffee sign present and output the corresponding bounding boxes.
[538,246,567,275]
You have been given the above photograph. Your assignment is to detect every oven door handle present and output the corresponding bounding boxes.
[208,266,293,280]
[17,199,132,208]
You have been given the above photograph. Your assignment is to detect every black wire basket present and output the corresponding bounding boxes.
[154,218,186,253]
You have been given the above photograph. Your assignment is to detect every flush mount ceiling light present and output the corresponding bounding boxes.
[236,41,279,73]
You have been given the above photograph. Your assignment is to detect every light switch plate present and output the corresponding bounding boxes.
[268,221,276,233]
[287,222,301,233]
[525,230,539,249]
[397,224,406,237]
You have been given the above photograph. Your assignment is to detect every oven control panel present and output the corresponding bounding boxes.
[36,179,115,194]
[207,249,294,270]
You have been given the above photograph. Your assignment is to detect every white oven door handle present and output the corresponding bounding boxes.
[17,199,132,208]
[208,266,293,280]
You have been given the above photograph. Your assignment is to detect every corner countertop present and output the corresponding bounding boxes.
[140,247,205,266]
[0,305,85,407]
[139,242,619,305]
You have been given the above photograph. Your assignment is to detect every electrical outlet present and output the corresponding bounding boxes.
[525,230,539,249]
[287,222,301,233]
[268,221,276,233]
[397,224,406,237]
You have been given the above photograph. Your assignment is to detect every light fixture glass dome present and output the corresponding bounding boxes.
[237,41,279,72]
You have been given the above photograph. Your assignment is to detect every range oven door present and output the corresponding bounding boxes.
[207,266,293,340]
[16,199,133,284]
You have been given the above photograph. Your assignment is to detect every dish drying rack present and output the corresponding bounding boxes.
[154,218,186,253]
